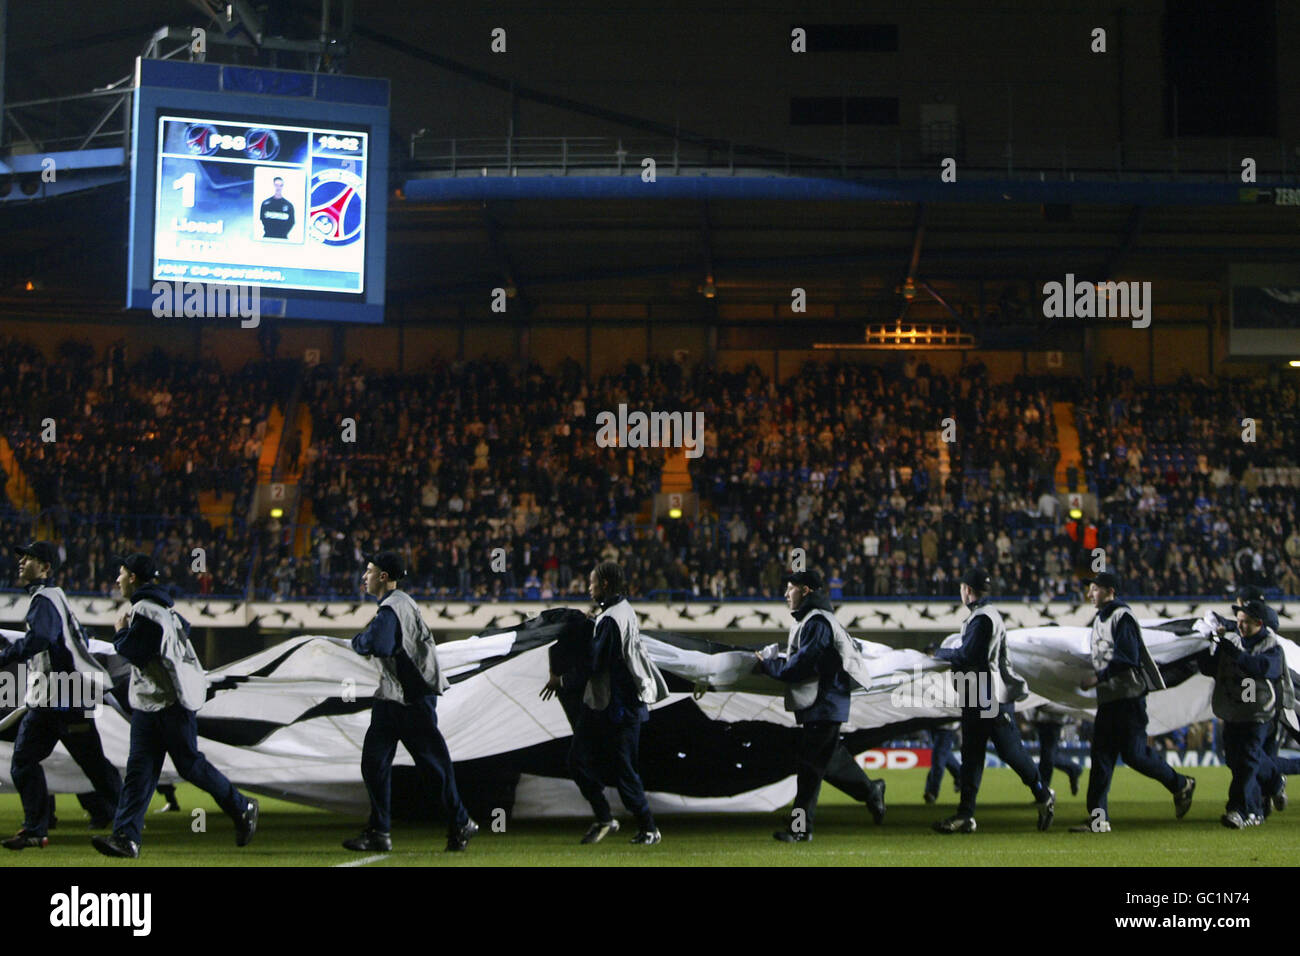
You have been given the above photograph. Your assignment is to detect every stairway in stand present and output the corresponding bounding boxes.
[661,447,692,495]
[0,436,38,514]
[1053,401,1083,492]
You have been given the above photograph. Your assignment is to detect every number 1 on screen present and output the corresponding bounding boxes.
[173,172,195,208]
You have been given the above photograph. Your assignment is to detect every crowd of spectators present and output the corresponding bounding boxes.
[1073,361,1300,600]
[263,355,1297,603]
[0,335,287,596]
[258,358,666,599]
[1,333,1296,604]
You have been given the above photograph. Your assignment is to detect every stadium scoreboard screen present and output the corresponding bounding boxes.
[155,116,368,294]
[128,59,389,322]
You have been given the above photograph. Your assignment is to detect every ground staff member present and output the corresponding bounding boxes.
[93,553,258,859]
[756,569,873,842]
[343,550,478,853]
[1070,570,1195,833]
[931,567,1054,834]
[550,561,667,846]
[1028,704,1082,796]
[923,722,961,804]
[1232,586,1299,813]
[2,541,122,851]
[1197,598,1293,829]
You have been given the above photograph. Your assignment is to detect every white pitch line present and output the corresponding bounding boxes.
[334,853,388,868]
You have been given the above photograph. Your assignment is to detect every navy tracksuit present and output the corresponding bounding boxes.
[564,607,655,831]
[114,705,249,845]
[2,581,122,837]
[925,725,962,797]
[1035,720,1081,790]
[823,742,885,805]
[1087,696,1180,815]
[1221,722,1272,818]
[352,602,468,833]
[1086,602,1182,817]
[1241,605,1298,800]
[111,585,250,845]
[1196,630,1286,819]
[1227,604,1298,801]
[761,593,862,833]
[934,599,1048,818]
[1262,723,1300,797]
[362,696,466,833]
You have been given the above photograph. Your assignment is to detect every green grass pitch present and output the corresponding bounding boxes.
[1,766,1294,866]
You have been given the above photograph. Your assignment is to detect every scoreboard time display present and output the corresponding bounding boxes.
[155,116,369,294]
[128,58,389,322]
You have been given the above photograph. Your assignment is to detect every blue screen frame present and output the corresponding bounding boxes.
[127,58,389,323]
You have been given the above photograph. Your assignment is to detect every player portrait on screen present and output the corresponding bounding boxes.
[255,169,304,243]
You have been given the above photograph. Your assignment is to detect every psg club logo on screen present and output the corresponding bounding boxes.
[184,123,220,156]
[308,169,364,246]
[244,128,280,161]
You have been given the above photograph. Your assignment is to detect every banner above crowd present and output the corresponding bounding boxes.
[0,595,1289,635]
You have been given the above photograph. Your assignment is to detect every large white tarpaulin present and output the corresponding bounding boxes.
[0,609,1293,818]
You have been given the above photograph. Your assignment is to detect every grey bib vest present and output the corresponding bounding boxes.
[951,604,1027,706]
[782,607,873,714]
[128,600,209,712]
[25,585,104,709]
[376,589,448,704]
[1090,605,1164,703]
[1211,628,1296,724]
[583,599,669,711]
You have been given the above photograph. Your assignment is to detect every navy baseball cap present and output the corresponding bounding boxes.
[1231,598,1271,624]
[14,541,58,571]
[114,553,159,581]
[959,566,992,591]
[366,550,406,581]
[1236,587,1279,629]
[785,569,824,591]
[1085,570,1122,592]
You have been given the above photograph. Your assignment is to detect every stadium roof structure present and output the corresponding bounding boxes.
[2,177,1298,342]
[2,2,1298,336]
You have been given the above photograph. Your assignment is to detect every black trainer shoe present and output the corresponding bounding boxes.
[630,828,662,845]
[1069,770,1081,797]
[580,819,620,844]
[235,798,259,847]
[1174,775,1196,819]
[342,828,392,852]
[446,818,478,852]
[2,829,48,851]
[773,830,811,842]
[1037,788,1056,832]
[923,791,938,805]
[867,779,886,824]
[932,815,976,834]
[1220,810,1245,830]
[1273,776,1288,813]
[91,832,139,858]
